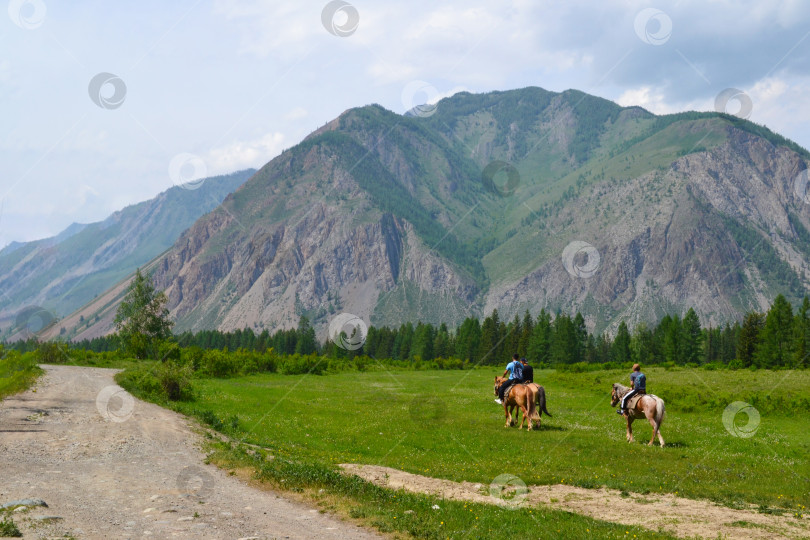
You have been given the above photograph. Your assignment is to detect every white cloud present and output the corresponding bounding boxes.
[284,107,309,120]
[205,132,287,175]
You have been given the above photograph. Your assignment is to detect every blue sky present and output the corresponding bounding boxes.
[2,0,810,245]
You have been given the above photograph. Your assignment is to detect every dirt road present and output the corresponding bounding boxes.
[0,365,381,540]
[342,464,810,539]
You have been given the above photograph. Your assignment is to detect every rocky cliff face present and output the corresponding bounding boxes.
[52,87,810,339]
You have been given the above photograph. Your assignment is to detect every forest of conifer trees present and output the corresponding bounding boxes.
[50,293,810,369]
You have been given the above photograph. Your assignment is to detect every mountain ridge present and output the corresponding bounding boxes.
[43,86,810,340]
[0,169,255,339]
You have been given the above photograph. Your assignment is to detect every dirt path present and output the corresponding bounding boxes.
[0,365,382,540]
[341,464,810,540]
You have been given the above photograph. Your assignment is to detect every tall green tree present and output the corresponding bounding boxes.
[793,296,810,367]
[681,308,703,364]
[755,294,794,368]
[735,312,764,368]
[611,321,631,364]
[455,317,481,362]
[295,316,317,355]
[527,310,552,364]
[114,268,174,359]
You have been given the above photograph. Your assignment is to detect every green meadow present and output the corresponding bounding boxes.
[137,366,810,512]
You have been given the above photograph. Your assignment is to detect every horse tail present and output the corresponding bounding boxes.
[655,397,665,426]
[537,386,552,417]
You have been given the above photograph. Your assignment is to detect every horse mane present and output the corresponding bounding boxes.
[613,383,631,398]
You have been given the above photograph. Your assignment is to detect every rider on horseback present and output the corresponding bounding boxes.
[494,354,523,405]
[618,363,646,415]
[520,357,533,384]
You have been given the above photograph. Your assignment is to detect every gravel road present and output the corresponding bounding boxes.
[0,364,382,540]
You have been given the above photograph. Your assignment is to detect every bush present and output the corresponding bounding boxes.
[277,353,325,375]
[157,340,181,362]
[199,409,224,430]
[116,365,162,399]
[200,349,240,377]
[0,516,21,537]
[156,360,193,401]
[35,342,70,364]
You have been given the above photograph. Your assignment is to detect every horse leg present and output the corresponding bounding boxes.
[626,415,634,443]
[523,394,533,431]
[504,403,511,428]
[646,410,657,446]
[657,427,665,447]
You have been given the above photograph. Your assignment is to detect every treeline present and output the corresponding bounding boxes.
[50,293,810,369]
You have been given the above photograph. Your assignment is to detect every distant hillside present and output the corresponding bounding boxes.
[0,169,254,339]
[55,86,810,339]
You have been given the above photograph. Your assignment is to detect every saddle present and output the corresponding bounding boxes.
[626,393,655,409]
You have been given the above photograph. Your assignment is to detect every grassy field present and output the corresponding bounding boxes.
[0,352,42,400]
[144,366,809,514]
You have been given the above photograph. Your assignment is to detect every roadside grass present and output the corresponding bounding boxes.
[0,512,22,537]
[120,366,810,514]
[203,438,675,540]
[0,351,43,400]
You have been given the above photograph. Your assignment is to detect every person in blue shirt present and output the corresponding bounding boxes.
[495,354,523,405]
[618,363,647,415]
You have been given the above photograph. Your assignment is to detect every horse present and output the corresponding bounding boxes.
[523,382,552,428]
[610,383,666,447]
[494,376,536,430]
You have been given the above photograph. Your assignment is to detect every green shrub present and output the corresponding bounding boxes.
[199,409,223,430]
[0,516,22,537]
[0,351,43,400]
[156,360,193,401]
[277,353,325,375]
[200,349,240,377]
[34,342,71,364]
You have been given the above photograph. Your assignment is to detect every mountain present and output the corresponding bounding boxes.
[0,169,255,339]
[49,87,810,341]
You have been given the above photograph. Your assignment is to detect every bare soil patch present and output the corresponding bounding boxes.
[341,464,810,539]
[0,365,381,539]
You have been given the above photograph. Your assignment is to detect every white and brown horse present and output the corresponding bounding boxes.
[611,383,665,447]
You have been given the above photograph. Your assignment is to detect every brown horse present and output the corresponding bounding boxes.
[494,376,536,430]
[611,383,666,447]
[523,383,552,428]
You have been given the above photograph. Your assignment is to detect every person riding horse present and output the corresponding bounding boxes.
[494,354,523,405]
[618,363,646,415]
[520,357,533,383]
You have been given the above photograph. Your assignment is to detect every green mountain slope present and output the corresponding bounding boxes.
[0,169,254,337]
[57,87,810,338]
